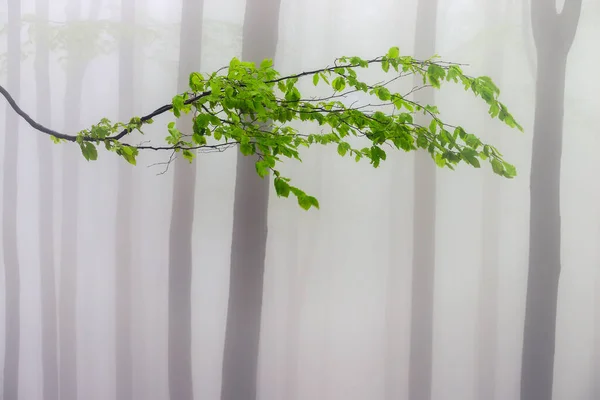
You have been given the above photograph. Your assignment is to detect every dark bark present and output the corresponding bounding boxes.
[167,0,203,399]
[476,2,507,399]
[2,0,21,398]
[220,1,281,399]
[34,0,59,398]
[115,1,136,399]
[409,0,438,399]
[521,1,582,400]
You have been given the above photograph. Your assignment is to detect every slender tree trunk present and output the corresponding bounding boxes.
[282,3,330,397]
[409,0,438,399]
[594,268,600,398]
[59,60,83,400]
[521,2,582,400]
[521,0,537,78]
[167,0,203,399]
[115,1,136,399]
[34,0,59,399]
[2,0,22,398]
[220,1,280,400]
[476,2,507,399]
[590,270,600,399]
[59,3,103,399]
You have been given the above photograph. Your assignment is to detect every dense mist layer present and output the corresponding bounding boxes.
[1,0,599,399]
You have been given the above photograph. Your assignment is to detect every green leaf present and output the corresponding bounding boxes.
[80,142,98,161]
[491,158,504,175]
[461,148,481,167]
[381,60,390,72]
[429,118,437,134]
[260,58,273,69]
[337,142,351,156]
[274,177,290,197]
[298,194,319,210]
[172,94,185,118]
[255,160,270,178]
[189,72,204,92]
[120,146,138,165]
[167,122,182,144]
[332,77,346,92]
[376,87,391,101]
[285,87,301,102]
[503,162,517,178]
[192,131,207,145]
[182,149,195,163]
[387,46,400,59]
[434,153,446,167]
[427,64,446,88]
[416,134,428,149]
[240,142,254,156]
[312,73,320,86]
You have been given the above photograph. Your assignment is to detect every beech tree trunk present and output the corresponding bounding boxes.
[594,269,600,398]
[476,1,507,399]
[59,48,83,400]
[35,0,59,398]
[221,1,281,399]
[3,0,22,398]
[115,0,136,399]
[409,0,438,399]
[59,3,103,399]
[521,1,582,399]
[167,0,203,399]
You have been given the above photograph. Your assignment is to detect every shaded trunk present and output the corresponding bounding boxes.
[220,1,280,399]
[409,0,438,399]
[284,224,301,400]
[2,0,22,398]
[594,270,600,398]
[476,2,507,399]
[282,4,328,398]
[167,0,203,399]
[115,0,136,399]
[522,46,565,400]
[521,1,581,400]
[59,64,83,400]
[34,0,59,398]
[59,3,103,399]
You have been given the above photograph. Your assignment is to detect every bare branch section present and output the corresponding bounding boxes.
[0,48,523,209]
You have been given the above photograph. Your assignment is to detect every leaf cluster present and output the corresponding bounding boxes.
[63,47,523,210]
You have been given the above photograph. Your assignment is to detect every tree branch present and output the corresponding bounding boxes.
[0,56,456,146]
[559,0,583,51]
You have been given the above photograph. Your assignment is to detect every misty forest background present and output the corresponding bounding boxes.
[1,0,600,399]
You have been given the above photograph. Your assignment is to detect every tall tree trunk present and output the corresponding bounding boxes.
[35,0,59,398]
[59,3,103,399]
[409,0,438,399]
[2,0,22,398]
[521,1,582,400]
[476,2,507,399]
[220,1,280,399]
[167,0,203,399]
[282,3,334,398]
[59,52,83,400]
[594,268,600,398]
[593,262,600,398]
[115,1,136,399]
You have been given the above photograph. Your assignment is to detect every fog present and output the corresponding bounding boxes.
[1,0,599,399]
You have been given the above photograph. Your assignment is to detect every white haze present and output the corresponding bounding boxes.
[0,0,599,399]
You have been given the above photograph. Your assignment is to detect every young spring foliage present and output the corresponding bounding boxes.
[62,47,523,210]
